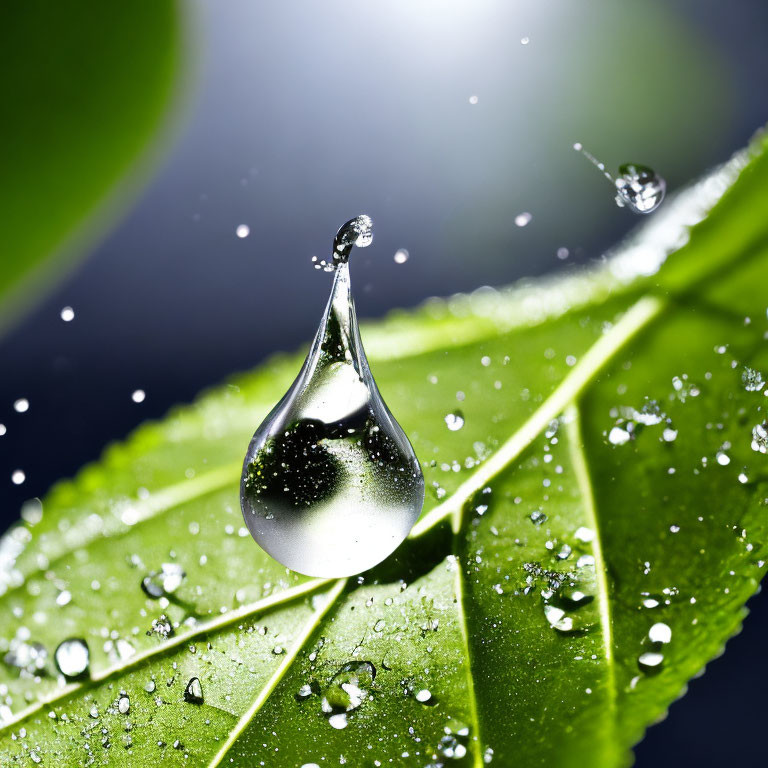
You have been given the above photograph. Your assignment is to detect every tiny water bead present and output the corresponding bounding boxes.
[60,306,75,322]
[240,216,425,577]
[184,676,204,704]
[573,143,666,214]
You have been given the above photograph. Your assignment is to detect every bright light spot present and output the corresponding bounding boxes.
[131,390,146,404]
[573,142,583,151]
[394,249,409,264]
[468,94,479,105]
[11,470,25,485]
[236,224,250,239]
[0,424,5,436]
[515,212,533,227]
[13,398,29,413]
[520,36,530,45]
[60,306,75,322]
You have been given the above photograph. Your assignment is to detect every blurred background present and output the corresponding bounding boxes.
[1,1,767,764]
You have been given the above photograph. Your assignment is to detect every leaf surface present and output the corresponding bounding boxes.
[0,0,181,333]
[1,135,768,766]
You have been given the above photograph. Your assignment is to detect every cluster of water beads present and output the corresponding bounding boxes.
[240,216,425,577]
[607,398,678,446]
[573,143,666,214]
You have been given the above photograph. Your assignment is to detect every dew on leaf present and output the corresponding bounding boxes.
[321,661,375,720]
[184,677,204,704]
[54,638,89,679]
[438,724,470,760]
[648,622,672,643]
[529,509,547,526]
[141,563,186,599]
[118,695,130,714]
[444,412,465,431]
[574,526,595,543]
[638,651,664,669]
[5,638,47,676]
[146,614,174,639]
[662,427,678,442]
[415,688,435,705]
[544,604,574,632]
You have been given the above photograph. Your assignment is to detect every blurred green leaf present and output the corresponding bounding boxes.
[1,133,767,766]
[0,1,182,333]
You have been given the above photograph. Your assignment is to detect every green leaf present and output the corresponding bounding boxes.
[1,132,768,767]
[0,1,181,333]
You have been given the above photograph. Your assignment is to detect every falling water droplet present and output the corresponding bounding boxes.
[614,164,666,214]
[54,638,89,679]
[573,144,665,214]
[240,217,425,577]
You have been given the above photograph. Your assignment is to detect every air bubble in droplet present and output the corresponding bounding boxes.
[240,217,424,577]
[54,638,89,679]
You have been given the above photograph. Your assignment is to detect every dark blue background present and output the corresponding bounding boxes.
[1,2,766,764]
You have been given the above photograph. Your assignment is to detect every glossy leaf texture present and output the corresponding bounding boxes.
[1,132,768,767]
[0,1,182,334]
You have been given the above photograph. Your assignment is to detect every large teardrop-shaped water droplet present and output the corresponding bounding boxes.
[240,216,425,578]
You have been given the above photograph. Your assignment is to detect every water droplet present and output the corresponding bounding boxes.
[60,306,75,322]
[11,470,25,485]
[648,622,672,644]
[13,398,29,413]
[240,217,424,577]
[544,604,574,632]
[141,563,186,599]
[131,389,146,404]
[5,639,47,675]
[514,212,532,227]
[438,724,470,760]
[520,36,530,45]
[751,422,768,454]
[328,713,348,729]
[662,427,678,442]
[738,472,749,484]
[444,411,465,431]
[574,526,595,543]
[529,509,547,526]
[184,677,204,704]
[614,164,666,214]
[118,694,130,714]
[144,679,156,693]
[468,94,479,105]
[54,638,89,679]
[236,224,250,238]
[716,451,731,466]
[638,651,664,669]
[321,661,375,718]
[742,367,765,392]
[146,614,174,639]
[415,688,434,704]
[608,425,631,446]
[393,248,409,264]
[573,145,665,214]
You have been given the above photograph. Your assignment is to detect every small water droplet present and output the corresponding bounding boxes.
[60,306,75,322]
[574,526,595,543]
[54,638,89,679]
[608,425,632,446]
[468,94,479,105]
[520,36,530,45]
[742,367,764,392]
[638,651,664,669]
[751,422,768,453]
[13,398,29,413]
[236,224,250,238]
[662,427,678,442]
[118,694,130,714]
[141,563,186,599]
[184,677,204,704]
[321,661,375,721]
[131,389,146,404]
[514,212,532,227]
[393,248,409,264]
[144,680,156,693]
[648,622,672,644]
[530,509,547,526]
[716,451,731,466]
[614,164,666,214]
[444,411,465,431]
[544,604,574,632]
[415,688,434,704]
[438,724,470,760]
[240,217,424,577]
[11,470,26,485]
